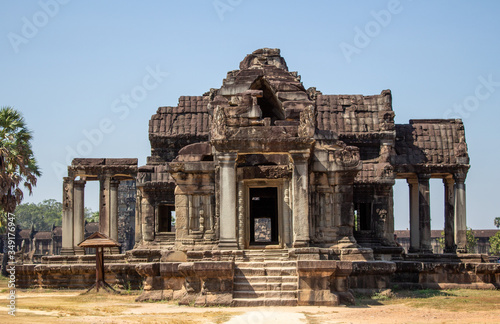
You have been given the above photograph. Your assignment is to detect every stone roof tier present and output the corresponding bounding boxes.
[394,119,469,174]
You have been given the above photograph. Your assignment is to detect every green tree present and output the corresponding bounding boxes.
[489,232,500,256]
[436,231,445,251]
[466,227,478,253]
[494,217,500,229]
[85,210,99,223]
[14,199,62,231]
[0,107,41,276]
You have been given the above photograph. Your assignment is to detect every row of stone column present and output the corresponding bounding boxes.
[217,151,311,249]
[61,176,121,255]
[407,173,467,254]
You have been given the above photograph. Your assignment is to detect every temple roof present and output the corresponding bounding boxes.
[315,91,394,135]
[394,119,469,168]
[150,96,210,138]
[145,48,469,176]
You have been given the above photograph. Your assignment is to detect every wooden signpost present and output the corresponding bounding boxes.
[78,232,121,293]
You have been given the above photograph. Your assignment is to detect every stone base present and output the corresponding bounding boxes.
[16,249,500,307]
[340,247,374,261]
[218,240,238,250]
[60,248,75,256]
[73,247,85,256]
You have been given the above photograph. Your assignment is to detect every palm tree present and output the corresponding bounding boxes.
[0,106,41,276]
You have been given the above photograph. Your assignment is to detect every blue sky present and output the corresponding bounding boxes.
[1,0,499,230]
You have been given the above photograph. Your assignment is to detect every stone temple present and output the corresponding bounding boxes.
[19,49,500,306]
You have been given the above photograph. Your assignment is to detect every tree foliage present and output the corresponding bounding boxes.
[14,199,62,231]
[489,231,500,256]
[466,227,478,253]
[14,200,97,231]
[1,107,41,276]
[0,107,41,213]
[436,231,445,251]
[86,210,99,223]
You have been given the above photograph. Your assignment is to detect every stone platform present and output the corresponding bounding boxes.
[15,249,500,306]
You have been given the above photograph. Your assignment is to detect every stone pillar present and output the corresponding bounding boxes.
[73,180,86,255]
[454,172,467,253]
[61,177,75,255]
[443,177,456,253]
[109,179,120,242]
[142,191,155,242]
[283,181,292,247]
[291,151,310,247]
[135,188,143,244]
[418,174,432,253]
[375,185,395,244]
[237,182,245,249]
[99,176,110,236]
[330,171,357,245]
[407,178,419,253]
[218,152,238,249]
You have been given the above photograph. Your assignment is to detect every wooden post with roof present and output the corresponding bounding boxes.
[78,232,121,293]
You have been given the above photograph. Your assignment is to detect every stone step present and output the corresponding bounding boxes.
[242,250,289,258]
[234,261,296,268]
[266,267,297,276]
[233,275,297,284]
[233,282,297,291]
[232,298,298,307]
[234,267,297,276]
[233,290,297,299]
[240,257,289,262]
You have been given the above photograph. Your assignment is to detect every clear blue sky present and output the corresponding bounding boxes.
[1,0,499,230]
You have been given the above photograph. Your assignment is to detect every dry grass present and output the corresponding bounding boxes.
[1,274,500,324]
[357,288,500,312]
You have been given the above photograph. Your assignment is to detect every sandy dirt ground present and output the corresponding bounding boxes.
[1,289,500,324]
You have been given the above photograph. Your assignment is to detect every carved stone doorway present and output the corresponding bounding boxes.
[249,187,279,246]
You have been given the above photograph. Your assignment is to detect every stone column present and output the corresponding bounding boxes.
[109,179,120,242]
[237,182,245,249]
[418,173,432,253]
[454,172,467,253]
[73,180,86,255]
[218,152,238,249]
[330,171,357,245]
[283,180,292,247]
[135,188,143,244]
[99,175,110,236]
[291,151,310,247]
[142,191,155,242]
[407,178,419,253]
[443,177,456,253]
[61,177,75,255]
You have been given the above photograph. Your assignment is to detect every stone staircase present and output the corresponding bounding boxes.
[232,250,298,306]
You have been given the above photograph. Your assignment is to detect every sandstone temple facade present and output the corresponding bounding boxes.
[20,49,496,307]
[65,48,469,256]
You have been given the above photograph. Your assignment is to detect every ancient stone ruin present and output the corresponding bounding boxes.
[18,48,499,306]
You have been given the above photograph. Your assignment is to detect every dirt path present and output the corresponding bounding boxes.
[1,289,500,324]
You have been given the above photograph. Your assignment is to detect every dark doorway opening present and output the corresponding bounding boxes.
[158,205,175,232]
[249,187,279,245]
[354,202,372,231]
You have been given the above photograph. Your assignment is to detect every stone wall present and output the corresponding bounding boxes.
[392,261,500,290]
[16,259,500,305]
[16,263,142,289]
